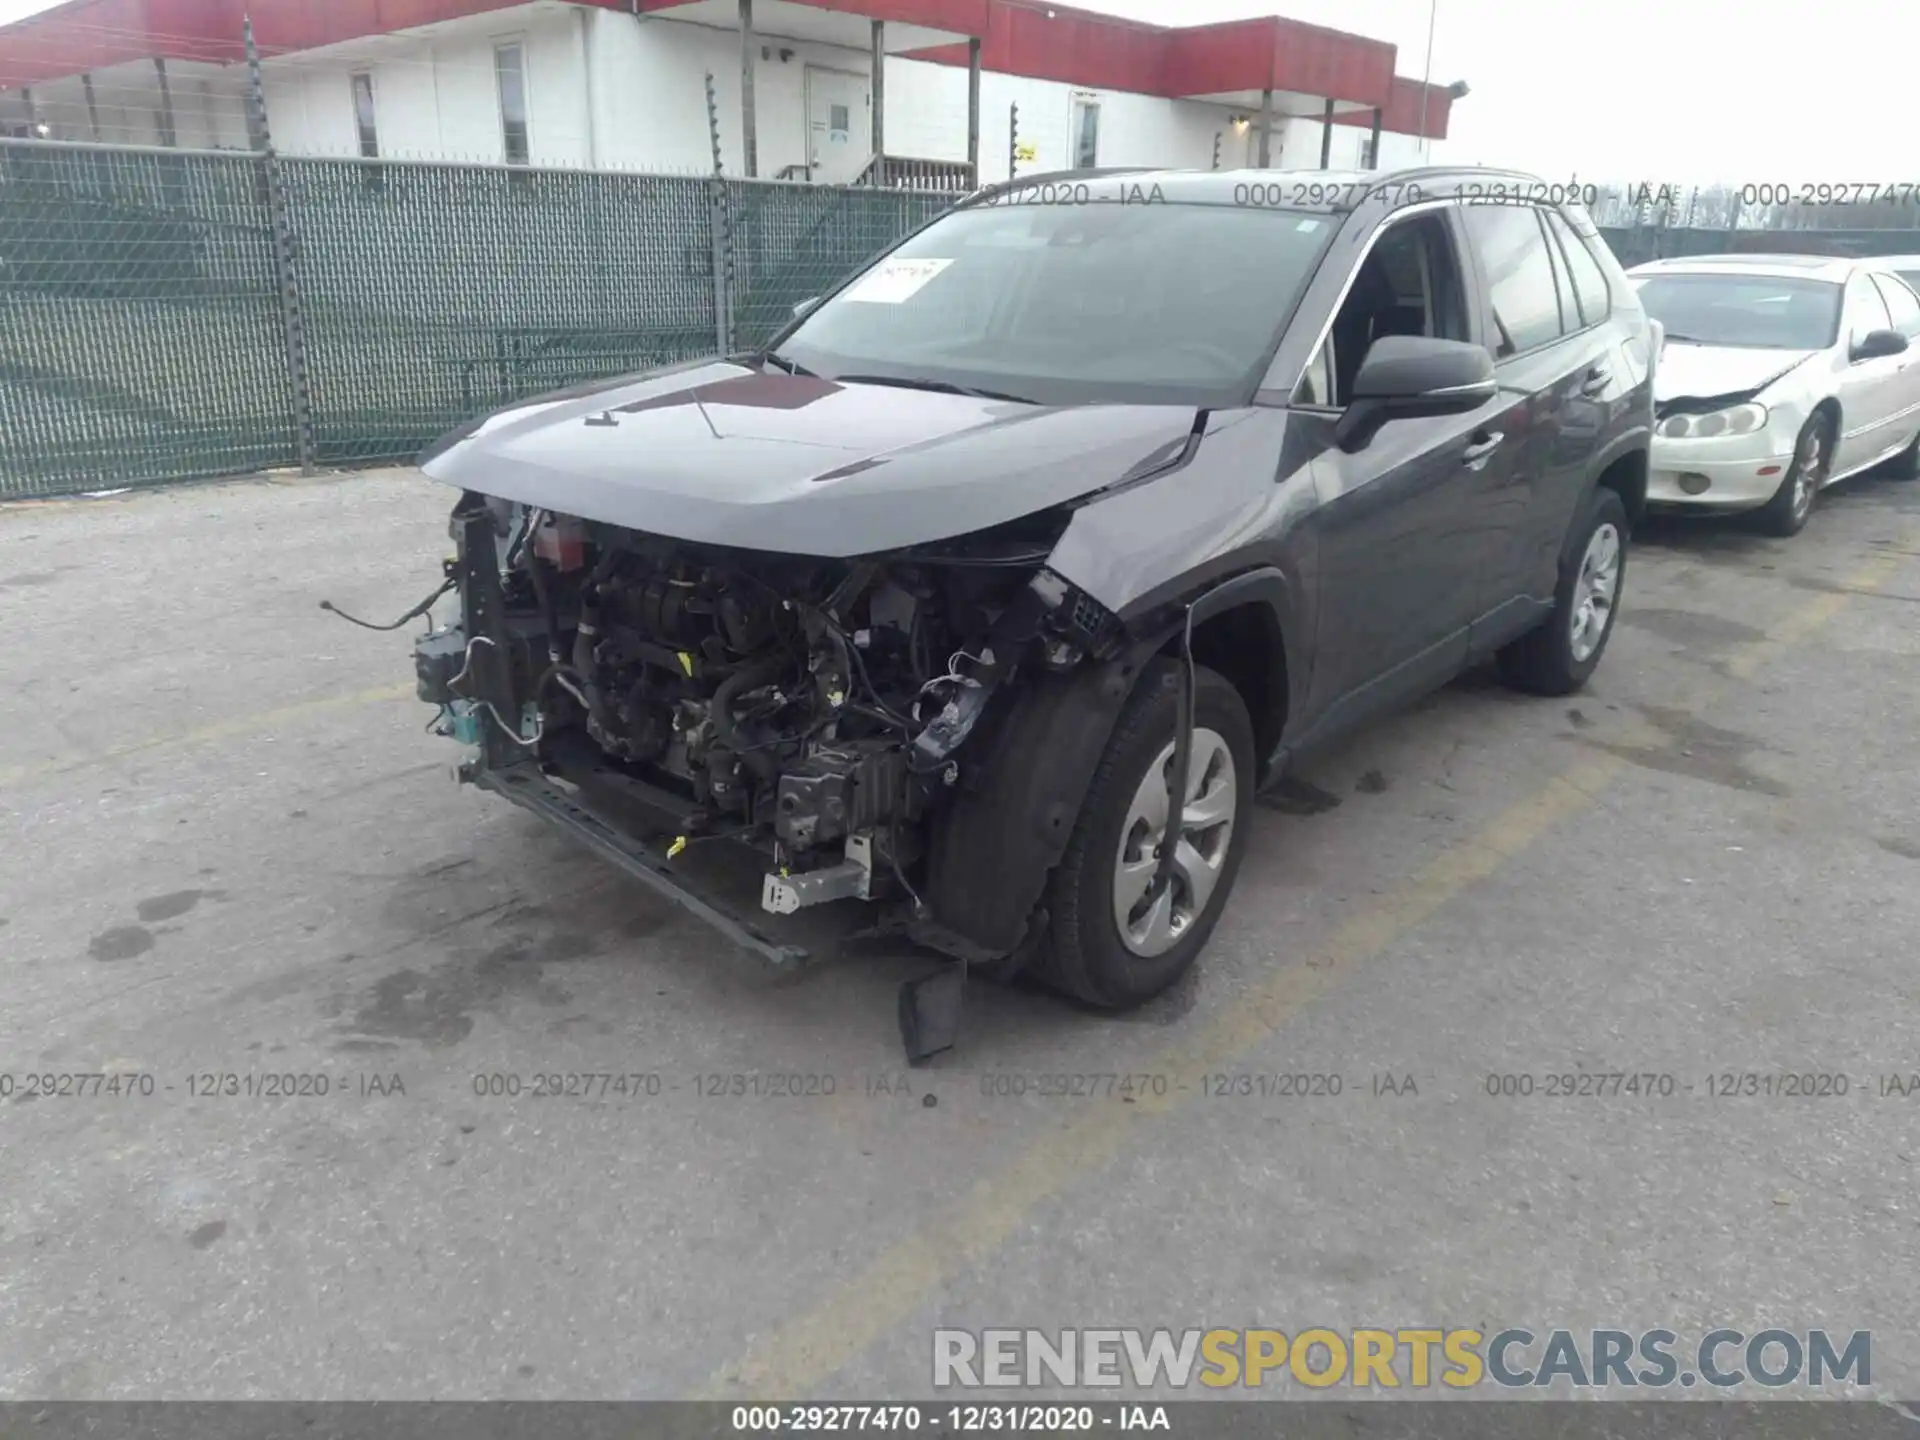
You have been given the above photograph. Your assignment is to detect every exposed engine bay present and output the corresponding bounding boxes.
[412,493,1120,936]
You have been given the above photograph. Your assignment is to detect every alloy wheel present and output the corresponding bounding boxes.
[1112,728,1238,958]
[1569,521,1621,663]
[1790,430,1825,522]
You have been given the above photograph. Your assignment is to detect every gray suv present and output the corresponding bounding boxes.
[404,165,1655,1057]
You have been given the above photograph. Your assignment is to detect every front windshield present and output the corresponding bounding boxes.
[1897,270,1920,298]
[1632,273,1841,351]
[770,199,1337,406]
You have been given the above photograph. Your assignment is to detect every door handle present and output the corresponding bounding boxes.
[1462,431,1504,467]
[1580,365,1611,396]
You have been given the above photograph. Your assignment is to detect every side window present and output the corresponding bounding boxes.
[350,72,379,159]
[1537,215,1573,334]
[1292,211,1469,408]
[1870,274,1920,338]
[1543,209,1611,326]
[1295,334,1338,408]
[1461,204,1566,358]
[1071,97,1100,168]
[1845,275,1892,346]
[494,41,532,166]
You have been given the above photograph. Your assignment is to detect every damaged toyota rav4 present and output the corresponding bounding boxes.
[395,166,1654,1056]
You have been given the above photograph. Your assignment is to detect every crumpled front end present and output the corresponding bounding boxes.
[415,491,1124,967]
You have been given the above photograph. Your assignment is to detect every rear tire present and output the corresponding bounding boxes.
[1039,660,1254,1010]
[1497,486,1628,697]
[1756,414,1832,535]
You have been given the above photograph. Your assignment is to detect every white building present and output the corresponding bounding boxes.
[0,0,1462,184]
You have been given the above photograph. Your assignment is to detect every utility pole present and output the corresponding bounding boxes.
[1416,0,1436,161]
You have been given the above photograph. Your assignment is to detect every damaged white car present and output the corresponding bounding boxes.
[1630,255,1920,535]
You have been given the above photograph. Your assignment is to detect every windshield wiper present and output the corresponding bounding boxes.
[1659,333,1714,345]
[834,373,1037,405]
[762,352,818,377]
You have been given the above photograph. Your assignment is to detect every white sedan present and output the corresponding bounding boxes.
[1627,254,1920,535]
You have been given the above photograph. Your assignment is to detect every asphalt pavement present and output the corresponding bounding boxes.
[2,464,1918,1401]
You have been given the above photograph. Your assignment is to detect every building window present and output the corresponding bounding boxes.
[1070,97,1099,169]
[350,72,378,158]
[494,42,530,166]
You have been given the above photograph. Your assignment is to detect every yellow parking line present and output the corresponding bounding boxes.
[697,532,1915,1400]
[0,683,415,790]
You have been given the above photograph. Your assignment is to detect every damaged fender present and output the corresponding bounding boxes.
[921,630,1172,960]
[921,564,1294,961]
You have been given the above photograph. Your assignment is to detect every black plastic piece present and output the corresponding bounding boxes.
[899,964,967,1066]
[1153,617,1197,902]
[908,683,992,772]
[773,745,908,851]
[414,629,469,705]
[1151,567,1289,901]
[454,499,522,769]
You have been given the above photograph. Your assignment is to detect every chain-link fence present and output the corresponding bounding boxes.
[1590,182,1920,267]
[12,137,1920,501]
[723,178,952,348]
[0,142,301,495]
[0,137,964,500]
[1597,223,1920,269]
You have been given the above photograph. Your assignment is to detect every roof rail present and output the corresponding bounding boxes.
[1370,163,1548,187]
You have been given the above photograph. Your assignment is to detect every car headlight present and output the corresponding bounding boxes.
[1658,402,1768,439]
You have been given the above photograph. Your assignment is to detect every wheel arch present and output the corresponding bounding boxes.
[919,568,1295,960]
[919,631,1171,961]
[1808,395,1843,446]
[1586,434,1650,530]
[1160,587,1292,786]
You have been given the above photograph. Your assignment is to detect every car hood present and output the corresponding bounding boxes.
[1654,343,1817,405]
[419,361,1200,556]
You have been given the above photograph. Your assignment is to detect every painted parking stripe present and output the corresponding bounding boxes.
[0,684,415,791]
[697,529,1916,1399]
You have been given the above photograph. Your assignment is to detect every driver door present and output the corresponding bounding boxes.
[1295,205,1523,735]
[1835,274,1903,472]
[1869,273,1920,451]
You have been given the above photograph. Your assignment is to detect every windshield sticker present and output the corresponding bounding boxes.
[1296,218,1324,232]
[842,257,954,304]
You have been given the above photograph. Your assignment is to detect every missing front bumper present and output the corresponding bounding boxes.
[467,759,810,970]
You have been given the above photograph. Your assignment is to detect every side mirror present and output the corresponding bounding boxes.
[1334,336,1497,451]
[792,295,822,321]
[1851,327,1908,363]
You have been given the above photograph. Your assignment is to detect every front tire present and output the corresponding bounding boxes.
[1497,486,1628,697]
[1039,660,1254,1010]
[1755,414,1831,535]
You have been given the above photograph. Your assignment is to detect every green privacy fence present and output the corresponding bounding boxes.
[0,138,960,499]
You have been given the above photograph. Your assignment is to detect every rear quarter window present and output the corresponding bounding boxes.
[1543,209,1611,326]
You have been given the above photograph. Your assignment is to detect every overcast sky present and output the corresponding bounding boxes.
[0,0,1907,182]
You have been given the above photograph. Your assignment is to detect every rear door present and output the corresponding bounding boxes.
[1455,203,1615,641]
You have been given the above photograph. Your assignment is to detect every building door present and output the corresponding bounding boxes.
[806,66,870,183]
